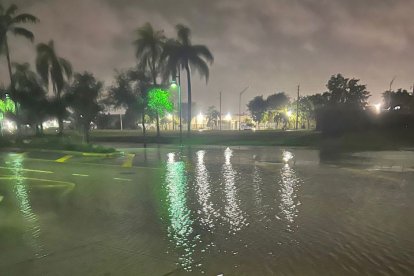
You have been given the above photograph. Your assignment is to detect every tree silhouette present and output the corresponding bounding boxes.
[0,3,38,132]
[66,72,103,143]
[247,96,267,128]
[163,24,213,133]
[36,40,72,134]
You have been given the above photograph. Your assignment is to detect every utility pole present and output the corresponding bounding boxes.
[219,91,222,131]
[296,85,300,130]
[389,76,396,91]
[238,86,249,130]
[120,113,123,131]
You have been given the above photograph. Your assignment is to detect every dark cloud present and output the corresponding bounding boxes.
[1,0,414,113]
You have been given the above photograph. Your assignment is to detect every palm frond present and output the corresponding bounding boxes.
[5,4,18,16]
[176,24,191,45]
[189,56,210,83]
[59,57,73,80]
[192,45,214,64]
[12,27,34,41]
[12,13,39,24]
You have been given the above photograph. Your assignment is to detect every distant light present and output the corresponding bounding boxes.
[282,150,294,163]
[3,119,17,132]
[394,105,401,110]
[374,103,381,114]
[42,119,58,129]
[166,113,173,120]
[197,113,204,123]
[287,110,292,117]
[225,113,232,121]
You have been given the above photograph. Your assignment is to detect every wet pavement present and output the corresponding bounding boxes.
[0,146,413,275]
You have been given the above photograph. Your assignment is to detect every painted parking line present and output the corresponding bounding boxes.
[122,154,135,168]
[0,166,53,174]
[72,173,89,177]
[113,177,132,182]
[56,155,73,163]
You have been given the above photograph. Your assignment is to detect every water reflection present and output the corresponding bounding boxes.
[222,147,247,233]
[278,151,301,232]
[195,150,218,230]
[164,152,198,271]
[252,165,265,220]
[6,153,44,256]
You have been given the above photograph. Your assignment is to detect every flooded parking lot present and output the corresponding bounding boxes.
[0,146,413,275]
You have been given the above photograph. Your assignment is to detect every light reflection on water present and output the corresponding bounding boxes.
[164,152,198,272]
[278,162,301,232]
[160,147,412,274]
[6,153,44,257]
[195,150,219,230]
[222,147,247,233]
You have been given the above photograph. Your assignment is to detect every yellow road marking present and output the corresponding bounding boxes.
[0,166,53,174]
[122,154,135,168]
[55,155,73,163]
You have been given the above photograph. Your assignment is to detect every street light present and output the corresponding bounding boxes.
[238,86,249,131]
[170,79,182,143]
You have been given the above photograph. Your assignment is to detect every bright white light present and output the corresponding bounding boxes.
[394,105,401,110]
[282,150,294,163]
[197,113,204,123]
[166,113,173,120]
[3,119,17,132]
[42,119,58,129]
[225,113,232,121]
[374,103,381,113]
[287,110,292,117]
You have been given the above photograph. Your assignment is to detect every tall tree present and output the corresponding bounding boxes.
[66,72,103,143]
[0,3,38,131]
[107,69,150,134]
[326,74,370,108]
[134,23,165,85]
[133,23,166,133]
[12,62,48,134]
[36,40,72,134]
[266,92,289,111]
[164,24,214,133]
[247,96,267,129]
[206,105,220,129]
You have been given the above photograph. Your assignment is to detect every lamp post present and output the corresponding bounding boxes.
[238,86,249,130]
[170,79,182,144]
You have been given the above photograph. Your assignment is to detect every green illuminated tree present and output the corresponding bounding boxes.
[163,24,213,133]
[36,40,72,135]
[0,3,38,133]
[147,88,173,136]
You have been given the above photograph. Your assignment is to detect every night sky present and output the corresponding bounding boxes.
[2,0,414,113]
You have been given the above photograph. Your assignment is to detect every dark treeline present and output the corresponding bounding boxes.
[0,3,213,140]
[246,73,414,135]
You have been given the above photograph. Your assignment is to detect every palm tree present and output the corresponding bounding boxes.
[12,62,47,134]
[0,3,38,131]
[36,40,72,134]
[133,22,165,137]
[164,24,213,133]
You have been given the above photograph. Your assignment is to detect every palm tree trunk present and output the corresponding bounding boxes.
[84,124,90,143]
[185,65,192,134]
[156,112,160,137]
[4,37,21,136]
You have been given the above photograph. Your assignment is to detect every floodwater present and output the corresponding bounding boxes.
[0,146,413,275]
